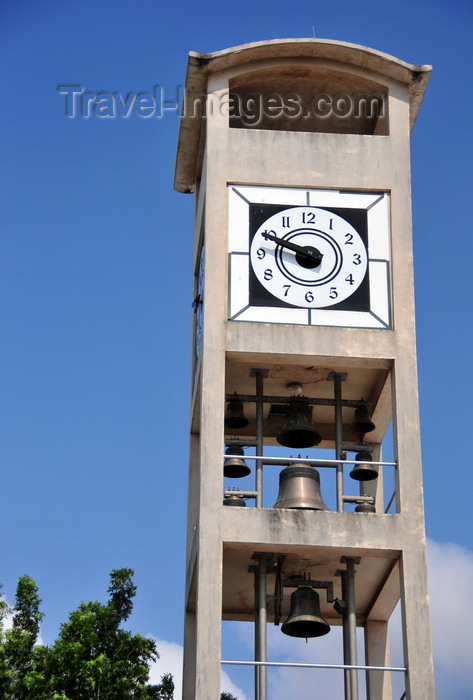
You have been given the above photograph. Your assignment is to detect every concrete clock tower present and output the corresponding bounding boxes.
[175,39,434,699]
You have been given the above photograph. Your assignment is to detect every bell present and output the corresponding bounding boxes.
[223,492,246,506]
[277,402,322,448]
[355,501,376,513]
[224,446,251,478]
[349,450,379,481]
[224,397,249,429]
[351,405,375,434]
[274,464,328,510]
[281,586,330,638]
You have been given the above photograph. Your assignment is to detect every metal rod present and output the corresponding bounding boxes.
[223,454,396,467]
[280,579,334,600]
[254,568,260,700]
[342,495,375,504]
[257,556,267,700]
[223,492,376,504]
[345,558,359,700]
[253,370,265,509]
[224,490,258,499]
[333,373,344,512]
[385,489,396,513]
[226,394,370,408]
[221,660,407,672]
[341,443,373,453]
[225,438,258,447]
[340,570,350,700]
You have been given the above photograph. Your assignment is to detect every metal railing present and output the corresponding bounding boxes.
[224,453,397,513]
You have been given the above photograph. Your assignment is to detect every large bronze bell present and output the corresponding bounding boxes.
[351,405,375,434]
[349,450,379,481]
[224,446,251,478]
[224,396,249,429]
[274,464,328,510]
[281,586,330,639]
[277,402,322,448]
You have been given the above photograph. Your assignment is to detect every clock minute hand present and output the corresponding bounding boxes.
[261,230,323,267]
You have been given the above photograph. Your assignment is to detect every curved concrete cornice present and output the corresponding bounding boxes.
[175,39,432,192]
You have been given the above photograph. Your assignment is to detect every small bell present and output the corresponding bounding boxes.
[277,402,322,448]
[351,405,375,434]
[224,396,249,429]
[349,450,378,481]
[281,586,330,639]
[355,501,376,513]
[223,492,247,506]
[224,446,251,478]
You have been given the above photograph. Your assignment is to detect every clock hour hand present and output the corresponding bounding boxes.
[261,230,323,269]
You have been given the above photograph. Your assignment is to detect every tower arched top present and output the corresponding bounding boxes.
[185,38,430,88]
[175,39,431,192]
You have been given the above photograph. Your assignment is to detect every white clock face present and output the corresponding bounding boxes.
[249,206,368,309]
[228,186,391,329]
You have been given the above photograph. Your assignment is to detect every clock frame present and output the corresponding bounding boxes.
[228,185,391,329]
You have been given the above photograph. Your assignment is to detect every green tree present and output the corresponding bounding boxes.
[155,672,174,699]
[0,570,173,700]
[0,571,236,700]
[41,568,171,699]
[0,584,10,697]
[0,575,43,699]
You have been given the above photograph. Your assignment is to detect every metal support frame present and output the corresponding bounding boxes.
[224,368,387,512]
[250,369,268,509]
[221,659,407,673]
[330,372,346,512]
[337,557,362,700]
[225,393,371,409]
[224,372,396,699]
[252,553,272,700]
[241,553,406,700]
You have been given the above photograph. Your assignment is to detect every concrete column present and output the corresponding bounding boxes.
[184,534,223,699]
[365,620,392,700]
[182,610,196,699]
[399,547,435,699]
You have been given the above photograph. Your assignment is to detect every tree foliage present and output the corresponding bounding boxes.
[0,575,43,699]
[1,571,239,700]
[0,570,173,700]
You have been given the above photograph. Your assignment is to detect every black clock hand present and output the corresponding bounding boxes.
[261,230,323,269]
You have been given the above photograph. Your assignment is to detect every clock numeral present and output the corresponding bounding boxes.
[264,269,273,281]
[345,274,355,285]
[256,247,266,260]
[345,232,354,245]
[329,218,333,230]
[302,211,315,224]
[329,287,338,299]
[305,290,314,303]
[281,216,290,228]
[282,285,291,297]
[353,253,362,265]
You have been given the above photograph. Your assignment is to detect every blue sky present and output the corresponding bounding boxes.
[1,0,472,698]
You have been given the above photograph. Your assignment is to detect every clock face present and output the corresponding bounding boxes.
[228,186,391,329]
[249,206,368,310]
